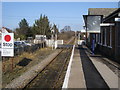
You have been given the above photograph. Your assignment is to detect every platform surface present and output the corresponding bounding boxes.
[68,47,86,88]
[64,45,120,89]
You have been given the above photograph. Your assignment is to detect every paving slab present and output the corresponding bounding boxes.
[68,47,86,88]
[84,45,120,89]
[64,44,120,89]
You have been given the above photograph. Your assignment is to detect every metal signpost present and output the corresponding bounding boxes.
[1,33,14,71]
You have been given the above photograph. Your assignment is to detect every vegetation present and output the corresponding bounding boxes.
[15,19,31,40]
[60,26,71,33]
[15,14,59,40]
[58,31,75,41]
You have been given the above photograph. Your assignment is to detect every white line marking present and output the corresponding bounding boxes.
[62,44,75,89]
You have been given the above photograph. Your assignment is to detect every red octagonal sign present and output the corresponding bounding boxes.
[4,35,11,42]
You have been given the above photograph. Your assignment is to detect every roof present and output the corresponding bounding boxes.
[2,27,13,33]
[88,8,118,18]
[103,8,120,22]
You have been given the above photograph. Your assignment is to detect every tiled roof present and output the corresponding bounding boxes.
[88,8,118,18]
[2,27,13,33]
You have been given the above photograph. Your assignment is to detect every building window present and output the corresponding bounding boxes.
[96,34,98,43]
[110,26,112,47]
[101,28,103,45]
[98,33,100,44]
[100,25,113,48]
[102,28,105,45]
[106,27,109,46]
[104,28,107,46]
[99,33,101,44]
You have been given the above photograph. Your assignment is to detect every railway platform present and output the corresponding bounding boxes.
[62,44,120,89]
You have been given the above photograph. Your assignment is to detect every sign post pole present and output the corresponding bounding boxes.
[1,33,14,71]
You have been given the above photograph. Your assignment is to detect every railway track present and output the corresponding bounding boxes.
[3,37,75,89]
[22,35,76,89]
[23,48,72,89]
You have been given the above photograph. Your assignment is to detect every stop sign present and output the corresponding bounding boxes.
[4,35,11,42]
[1,33,14,57]
[2,33,14,49]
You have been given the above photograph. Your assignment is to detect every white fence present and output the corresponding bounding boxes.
[57,40,64,45]
[45,40,54,47]
[46,40,63,49]
[34,39,46,44]
[34,40,42,44]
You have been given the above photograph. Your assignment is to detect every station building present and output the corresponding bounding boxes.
[98,8,120,63]
[83,8,120,63]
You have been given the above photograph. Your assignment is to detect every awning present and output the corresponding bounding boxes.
[115,17,120,22]
[87,30,100,33]
[100,23,115,26]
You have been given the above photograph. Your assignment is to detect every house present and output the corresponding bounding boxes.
[0,27,13,43]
